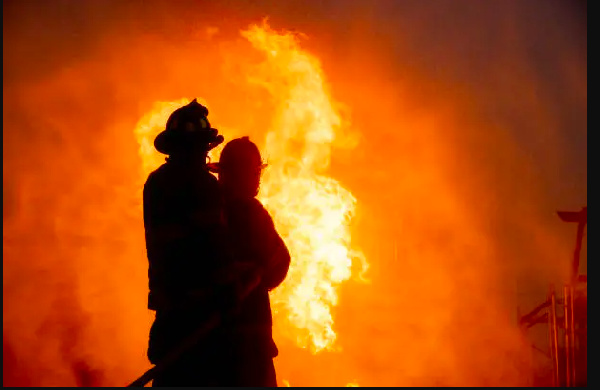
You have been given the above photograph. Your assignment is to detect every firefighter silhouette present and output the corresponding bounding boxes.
[142,100,289,386]
[143,98,230,386]
[209,136,291,386]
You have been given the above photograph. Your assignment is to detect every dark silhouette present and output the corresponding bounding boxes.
[141,100,289,387]
[210,136,291,386]
[143,98,230,386]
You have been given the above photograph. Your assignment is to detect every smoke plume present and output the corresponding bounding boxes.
[3,0,586,386]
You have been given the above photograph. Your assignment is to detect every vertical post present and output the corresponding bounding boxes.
[569,285,576,386]
[556,206,586,387]
[547,293,556,387]
[550,285,560,387]
[556,206,586,284]
[572,217,586,285]
[563,285,571,387]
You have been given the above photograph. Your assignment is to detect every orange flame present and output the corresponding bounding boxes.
[133,22,366,354]
[244,21,367,353]
[133,98,191,176]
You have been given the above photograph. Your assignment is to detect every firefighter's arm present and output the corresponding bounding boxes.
[225,242,289,294]
[167,263,262,313]
[263,235,291,290]
[252,207,291,289]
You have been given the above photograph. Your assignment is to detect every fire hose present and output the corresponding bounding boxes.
[127,268,262,387]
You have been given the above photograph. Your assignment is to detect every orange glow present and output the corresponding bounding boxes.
[3,2,586,388]
[245,22,367,352]
[134,98,191,175]
[133,22,368,354]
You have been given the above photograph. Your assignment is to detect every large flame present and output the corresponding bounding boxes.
[4,2,586,387]
[245,22,367,352]
[133,22,366,353]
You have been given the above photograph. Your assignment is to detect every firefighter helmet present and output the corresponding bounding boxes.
[154,98,224,155]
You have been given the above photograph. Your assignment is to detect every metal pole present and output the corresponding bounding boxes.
[547,295,556,387]
[572,218,586,285]
[563,285,571,387]
[569,285,576,386]
[556,206,586,387]
[556,206,586,283]
[569,218,584,386]
[550,285,560,386]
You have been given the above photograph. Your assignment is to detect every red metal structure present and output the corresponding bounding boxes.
[519,206,587,386]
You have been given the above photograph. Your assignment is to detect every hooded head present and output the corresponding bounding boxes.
[211,136,267,199]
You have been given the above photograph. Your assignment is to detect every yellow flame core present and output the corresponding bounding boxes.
[243,23,364,352]
[133,22,365,354]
